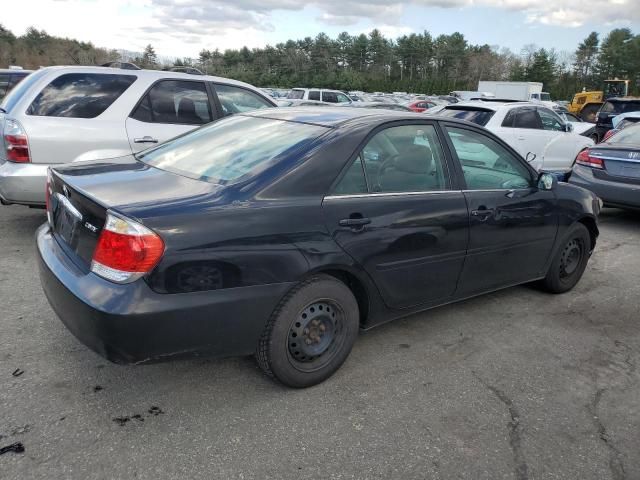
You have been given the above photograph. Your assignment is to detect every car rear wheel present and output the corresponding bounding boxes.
[256,274,359,388]
[541,223,591,293]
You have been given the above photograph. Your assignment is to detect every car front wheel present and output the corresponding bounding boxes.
[541,223,591,293]
[256,274,359,388]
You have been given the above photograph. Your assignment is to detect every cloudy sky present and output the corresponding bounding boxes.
[3,0,639,57]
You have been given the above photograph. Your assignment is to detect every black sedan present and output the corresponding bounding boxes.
[570,123,640,210]
[38,108,600,387]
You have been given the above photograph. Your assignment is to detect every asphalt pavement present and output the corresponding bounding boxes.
[1,205,639,480]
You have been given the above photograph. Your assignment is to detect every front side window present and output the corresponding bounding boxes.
[27,73,136,118]
[445,126,533,190]
[538,108,565,131]
[322,91,338,103]
[131,80,211,125]
[333,124,448,194]
[139,116,327,184]
[214,84,272,116]
[336,93,351,103]
[308,90,320,101]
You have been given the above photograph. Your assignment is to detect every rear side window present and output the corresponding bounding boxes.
[27,73,136,118]
[308,90,320,101]
[131,80,212,125]
[438,107,495,126]
[287,89,305,99]
[214,84,272,116]
[322,91,338,103]
[138,116,327,184]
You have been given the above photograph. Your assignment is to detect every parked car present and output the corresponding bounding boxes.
[595,98,640,142]
[438,101,594,172]
[570,123,640,210]
[276,99,330,107]
[406,100,439,113]
[0,68,33,101]
[0,66,276,207]
[286,88,352,104]
[557,111,597,139]
[600,111,640,142]
[346,101,413,112]
[38,107,600,388]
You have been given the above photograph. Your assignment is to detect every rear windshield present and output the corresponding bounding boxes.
[27,73,136,118]
[287,89,305,99]
[138,115,328,184]
[438,107,495,126]
[0,69,48,113]
[609,124,640,145]
[602,101,640,114]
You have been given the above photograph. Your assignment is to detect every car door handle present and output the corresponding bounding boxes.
[339,217,371,227]
[516,136,526,140]
[133,136,159,144]
[471,208,494,219]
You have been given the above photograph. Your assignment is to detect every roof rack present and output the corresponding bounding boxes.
[100,61,141,70]
[163,66,204,75]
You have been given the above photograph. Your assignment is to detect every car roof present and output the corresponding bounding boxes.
[29,65,262,91]
[0,69,34,74]
[245,106,459,128]
[607,97,640,102]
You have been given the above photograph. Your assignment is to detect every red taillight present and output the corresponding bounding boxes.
[576,149,604,169]
[602,129,618,143]
[3,119,30,163]
[91,213,164,284]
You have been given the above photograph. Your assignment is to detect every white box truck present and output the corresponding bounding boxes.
[477,81,556,108]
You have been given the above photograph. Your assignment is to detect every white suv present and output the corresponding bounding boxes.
[0,66,276,206]
[287,88,352,105]
[437,101,594,172]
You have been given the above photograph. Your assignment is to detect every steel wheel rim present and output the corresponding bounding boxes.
[287,300,345,373]
[560,238,583,278]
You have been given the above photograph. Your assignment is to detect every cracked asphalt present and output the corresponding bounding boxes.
[1,205,639,479]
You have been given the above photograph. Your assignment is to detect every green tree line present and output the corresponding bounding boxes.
[2,24,639,100]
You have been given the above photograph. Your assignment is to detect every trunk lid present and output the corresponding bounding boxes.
[590,146,640,180]
[49,155,220,268]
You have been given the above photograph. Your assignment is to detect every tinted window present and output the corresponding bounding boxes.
[287,89,305,99]
[27,73,136,118]
[360,125,448,193]
[438,107,495,126]
[308,90,320,101]
[538,108,565,131]
[336,93,351,103]
[611,101,640,114]
[215,84,272,116]
[0,74,9,97]
[322,91,338,103]
[131,80,211,124]
[512,108,541,129]
[446,127,533,190]
[139,116,327,184]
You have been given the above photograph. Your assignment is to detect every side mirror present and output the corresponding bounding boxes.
[565,123,574,133]
[538,172,557,191]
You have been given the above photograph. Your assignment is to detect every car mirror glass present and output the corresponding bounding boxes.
[538,172,555,191]
[565,123,574,133]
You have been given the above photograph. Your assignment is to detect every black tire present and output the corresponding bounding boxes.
[541,223,591,294]
[256,274,359,388]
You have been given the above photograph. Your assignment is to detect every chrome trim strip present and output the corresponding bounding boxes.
[324,190,453,200]
[54,192,83,221]
[590,154,640,164]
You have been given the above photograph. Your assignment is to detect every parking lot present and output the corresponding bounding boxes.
[0,204,638,479]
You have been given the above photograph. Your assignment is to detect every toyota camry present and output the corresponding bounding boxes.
[38,108,600,387]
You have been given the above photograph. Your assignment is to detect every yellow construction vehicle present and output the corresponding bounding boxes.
[567,79,630,123]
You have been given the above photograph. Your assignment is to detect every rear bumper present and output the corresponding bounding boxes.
[37,224,294,364]
[0,160,48,206]
[569,164,640,210]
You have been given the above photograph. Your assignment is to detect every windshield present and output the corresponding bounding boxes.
[609,124,640,145]
[540,93,551,101]
[0,69,48,113]
[438,107,495,126]
[139,115,328,184]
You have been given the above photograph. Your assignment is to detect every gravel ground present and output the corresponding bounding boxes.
[1,205,639,480]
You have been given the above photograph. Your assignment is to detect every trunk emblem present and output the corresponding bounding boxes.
[629,152,640,160]
[84,222,98,233]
